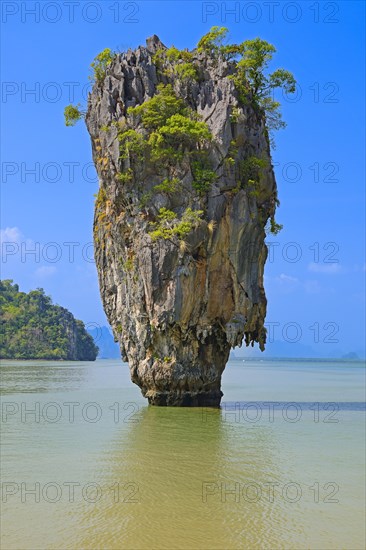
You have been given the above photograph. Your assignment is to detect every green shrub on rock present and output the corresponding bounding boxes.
[149,207,203,242]
[191,160,216,193]
[64,104,85,126]
[175,63,198,82]
[128,84,187,130]
[119,129,147,160]
[90,48,115,84]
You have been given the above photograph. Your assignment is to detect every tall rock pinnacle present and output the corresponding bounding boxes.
[86,35,278,406]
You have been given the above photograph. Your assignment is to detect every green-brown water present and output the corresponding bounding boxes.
[1,359,365,549]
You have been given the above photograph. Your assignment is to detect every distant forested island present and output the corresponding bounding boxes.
[0,280,98,360]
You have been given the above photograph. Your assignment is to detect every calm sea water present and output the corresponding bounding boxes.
[1,358,365,549]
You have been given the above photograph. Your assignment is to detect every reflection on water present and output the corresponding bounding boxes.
[1,359,365,549]
[76,407,285,549]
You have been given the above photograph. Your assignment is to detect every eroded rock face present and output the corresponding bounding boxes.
[86,36,277,406]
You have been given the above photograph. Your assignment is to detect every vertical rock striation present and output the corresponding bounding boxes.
[86,36,278,406]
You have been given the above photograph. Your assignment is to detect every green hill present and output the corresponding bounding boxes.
[0,280,98,361]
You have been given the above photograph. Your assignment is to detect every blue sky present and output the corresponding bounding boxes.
[1,1,365,356]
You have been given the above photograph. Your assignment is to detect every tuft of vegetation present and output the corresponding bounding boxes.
[197,28,296,138]
[197,26,228,55]
[153,47,197,83]
[235,38,296,133]
[240,156,268,188]
[119,129,147,160]
[152,177,180,195]
[0,280,98,360]
[165,46,181,62]
[90,48,115,84]
[175,62,198,82]
[126,84,213,171]
[165,46,193,63]
[116,169,133,183]
[149,113,211,151]
[229,107,241,123]
[268,217,283,235]
[149,207,203,242]
[153,46,193,67]
[64,104,85,126]
[128,84,187,129]
[191,160,216,193]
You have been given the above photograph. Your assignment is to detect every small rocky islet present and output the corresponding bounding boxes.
[67,28,296,405]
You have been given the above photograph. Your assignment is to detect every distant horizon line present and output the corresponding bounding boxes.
[94,356,366,363]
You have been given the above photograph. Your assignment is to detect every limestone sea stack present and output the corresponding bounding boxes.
[86,35,278,406]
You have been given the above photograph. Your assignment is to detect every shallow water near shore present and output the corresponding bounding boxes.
[1,358,365,549]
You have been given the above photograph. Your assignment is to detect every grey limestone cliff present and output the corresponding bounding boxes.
[86,35,278,406]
